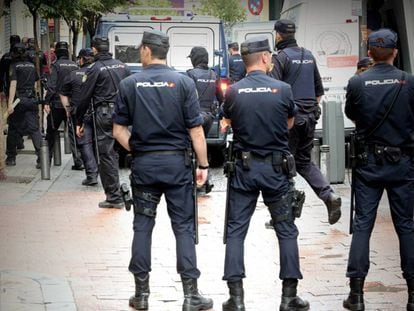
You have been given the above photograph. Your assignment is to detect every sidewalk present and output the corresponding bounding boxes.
[0,137,408,310]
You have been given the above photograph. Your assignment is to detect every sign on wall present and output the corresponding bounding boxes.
[248,0,263,15]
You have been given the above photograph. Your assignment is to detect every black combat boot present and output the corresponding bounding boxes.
[222,280,245,311]
[182,277,213,311]
[129,274,150,310]
[343,277,365,311]
[407,279,414,311]
[279,279,310,311]
[325,192,342,225]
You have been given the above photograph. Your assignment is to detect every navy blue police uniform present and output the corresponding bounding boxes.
[228,42,246,83]
[45,42,79,165]
[344,29,414,310]
[59,48,98,185]
[114,48,203,280]
[5,43,42,167]
[270,19,341,225]
[114,30,213,311]
[221,37,309,311]
[0,35,25,151]
[77,37,130,207]
[187,46,221,136]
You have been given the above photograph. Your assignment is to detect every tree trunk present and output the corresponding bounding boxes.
[31,10,42,81]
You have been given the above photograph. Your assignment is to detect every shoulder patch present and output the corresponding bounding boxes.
[87,63,95,69]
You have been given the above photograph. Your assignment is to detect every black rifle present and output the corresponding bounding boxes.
[223,140,235,244]
[90,101,100,166]
[191,149,199,245]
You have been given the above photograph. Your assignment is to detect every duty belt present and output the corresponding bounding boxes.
[235,151,283,164]
[133,150,185,157]
[367,145,414,156]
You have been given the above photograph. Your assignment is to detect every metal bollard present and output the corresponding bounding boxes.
[320,145,330,180]
[53,131,62,166]
[311,138,321,168]
[64,123,71,154]
[40,137,50,180]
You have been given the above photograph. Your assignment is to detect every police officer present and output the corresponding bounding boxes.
[221,37,309,311]
[77,37,130,209]
[26,37,45,67]
[228,42,246,83]
[44,41,79,167]
[343,28,414,311]
[59,48,98,186]
[113,30,213,311]
[5,43,42,168]
[269,19,342,225]
[0,35,25,151]
[187,46,222,194]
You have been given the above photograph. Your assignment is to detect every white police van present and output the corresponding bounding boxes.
[95,12,230,166]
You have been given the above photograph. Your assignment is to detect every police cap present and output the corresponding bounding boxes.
[228,42,239,50]
[188,46,207,59]
[240,37,272,55]
[91,37,110,52]
[141,30,169,48]
[368,28,397,48]
[55,41,69,51]
[274,19,296,34]
[77,48,94,58]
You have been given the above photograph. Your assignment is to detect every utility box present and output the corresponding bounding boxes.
[322,98,345,183]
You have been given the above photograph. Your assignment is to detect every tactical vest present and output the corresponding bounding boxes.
[281,47,316,100]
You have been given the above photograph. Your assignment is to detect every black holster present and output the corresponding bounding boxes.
[349,131,368,167]
[130,178,161,218]
[282,154,297,178]
[120,181,133,212]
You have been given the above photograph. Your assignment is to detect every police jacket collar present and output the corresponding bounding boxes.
[195,64,209,70]
[246,70,266,76]
[94,52,112,61]
[276,38,298,51]
[144,63,170,70]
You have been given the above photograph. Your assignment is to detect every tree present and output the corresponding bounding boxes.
[40,0,83,59]
[82,0,129,43]
[197,0,247,35]
[22,0,54,78]
[0,0,13,17]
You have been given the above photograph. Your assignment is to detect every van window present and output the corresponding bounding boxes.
[109,27,153,64]
[164,26,215,71]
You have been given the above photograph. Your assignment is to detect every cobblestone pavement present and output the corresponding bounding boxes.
[0,139,408,310]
